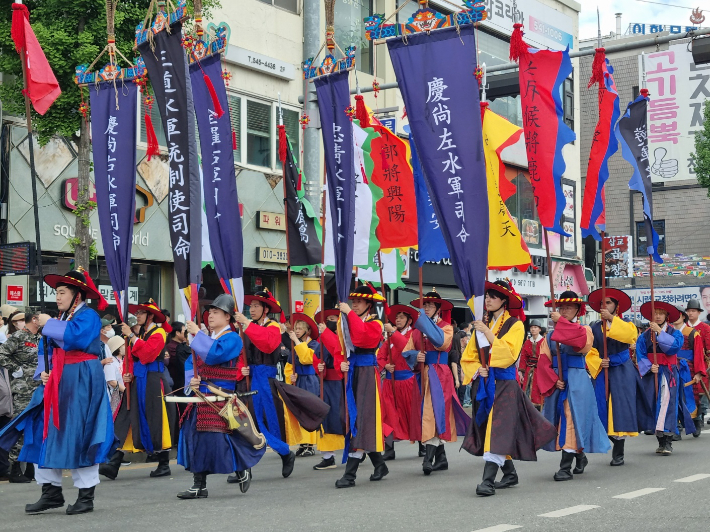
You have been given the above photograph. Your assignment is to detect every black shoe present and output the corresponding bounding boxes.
[24,463,35,481]
[295,444,307,457]
[610,438,625,466]
[554,452,575,481]
[382,442,395,461]
[99,450,124,480]
[432,444,448,472]
[177,473,208,499]
[313,456,337,470]
[418,442,426,457]
[422,444,436,476]
[672,432,682,441]
[8,461,31,483]
[573,452,588,474]
[494,460,518,489]
[335,457,360,488]
[655,435,664,454]
[281,451,296,478]
[476,461,499,496]
[25,484,65,513]
[644,429,655,435]
[369,452,389,481]
[66,487,95,515]
[693,418,702,438]
[662,436,673,456]
[150,463,172,477]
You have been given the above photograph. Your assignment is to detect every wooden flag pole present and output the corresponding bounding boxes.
[318,165,327,402]
[543,229,564,382]
[377,250,396,408]
[650,255,659,401]
[601,231,609,399]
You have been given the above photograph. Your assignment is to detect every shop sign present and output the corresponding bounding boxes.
[223,46,295,80]
[6,285,23,303]
[295,300,304,313]
[62,178,154,224]
[256,247,287,264]
[256,211,286,231]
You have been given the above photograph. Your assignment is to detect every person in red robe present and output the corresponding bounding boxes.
[683,300,710,432]
[519,319,546,409]
[377,304,419,461]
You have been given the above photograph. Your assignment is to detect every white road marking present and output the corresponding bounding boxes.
[471,526,523,532]
[613,487,665,499]
[538,505,600,517]
[674,474,710,483]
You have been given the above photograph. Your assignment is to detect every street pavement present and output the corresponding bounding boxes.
[1,430,709,532]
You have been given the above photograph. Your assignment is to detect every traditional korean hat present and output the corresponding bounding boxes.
[44,269,103,303]
[410,288,454,312]
[639,301,680,323]
[686,299,703,312]
[128,299,167,324]
[290,312,319,341]
[244,287,283,316]
[349,284,386,303]
[587,288,632,314]
[205,294,236,322]
[484,279,524,310]
[387,304,419,326]
[545,290,586,317]
[314,308,340,323]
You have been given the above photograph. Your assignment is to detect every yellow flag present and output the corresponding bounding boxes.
[482,106,532,271]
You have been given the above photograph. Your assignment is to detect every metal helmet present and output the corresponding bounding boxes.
[686,299,703,311]
[529,319,544,328]
[206,294,236,316]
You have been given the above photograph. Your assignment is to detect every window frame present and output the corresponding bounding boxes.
[636,220,666,257]
[257,0,301,15]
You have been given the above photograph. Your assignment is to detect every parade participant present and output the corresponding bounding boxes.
[406,291,469,475]
[312,309,346,471]
[284,313,321,457]
[176,294,266,499]
[538,291,611,481]
[0,312,41,483]
[518,319,547,409]
[587,288,653,466]
[636,301,690,455]
[461,280,556,497]
[683,299,710,431]
[105,336,126,417]
[377,304,419,461]
[335,285,389,488]
[671,306,705,438]
[234,287,329,480]
[27,270,113,514]
[100,300,175,480]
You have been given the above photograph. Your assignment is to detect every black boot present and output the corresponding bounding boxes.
[494,460,518,489]
[432,444,448,472]
[573,452,588,474]
[610,438,625,466]
[99,450,124,480]
[693,417,703,438]
[227,469,252,493]
[655,435,665,454]
[553,452,574,481]
[25,484,65,513]
[8,461,30,483]
[24,462,35,481]
[662,435,673,455]
[422,444,436,475]
[476,461,499,496]
[66,487,95,515]
[382,441,395,461]
[369,452,389,481]
[281,451,296,478]
[177,472,208,499]
[335,457,360,488]
[150,451,171,477]
[418,441,426,457]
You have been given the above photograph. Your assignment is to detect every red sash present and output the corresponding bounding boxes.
[43,348,95,439]
[656,353,677,368]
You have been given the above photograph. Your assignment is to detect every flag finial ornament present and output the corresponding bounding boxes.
[509,23,528,62]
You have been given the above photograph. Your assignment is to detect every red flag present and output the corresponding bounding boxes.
[11,4,61,115]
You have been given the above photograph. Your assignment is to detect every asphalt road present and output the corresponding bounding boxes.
[1,430,709,532]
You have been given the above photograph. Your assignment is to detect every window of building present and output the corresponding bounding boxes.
[505,169,542,249]
[335,0,373,75]
[246,100,271,168]
[562,73,574,133]
[636,220,666,256]
[488,94,522,126]
[258,0,299,15]
[228,95,242,164]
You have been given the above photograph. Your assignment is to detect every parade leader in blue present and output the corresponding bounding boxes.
[28,270,114,515]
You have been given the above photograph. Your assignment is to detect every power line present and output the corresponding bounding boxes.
[633,0,705,12]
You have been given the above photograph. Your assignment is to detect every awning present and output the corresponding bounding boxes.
[552,261,590,296]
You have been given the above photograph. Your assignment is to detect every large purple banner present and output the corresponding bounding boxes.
[90,82,138,320]
[388,25,488,302]
[315,71,355,303]
[190,53,244,307]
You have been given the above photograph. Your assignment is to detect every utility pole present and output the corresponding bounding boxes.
[302,0,321,211]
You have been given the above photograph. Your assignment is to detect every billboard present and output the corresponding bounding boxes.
[624,285,704,322]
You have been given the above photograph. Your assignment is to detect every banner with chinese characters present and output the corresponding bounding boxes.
[138,21,202,317]
[369,124,418,251]
[388,25,488,303]
[315,70,355,303]
[90,82,138,321]
[604,235,633,279]
[190,53,244,307]
[517,46,576,236]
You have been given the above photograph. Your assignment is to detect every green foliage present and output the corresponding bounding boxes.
[0,0,221,145]
[68,237,97,261]
[72,188,96,227]
[692,100,710,197]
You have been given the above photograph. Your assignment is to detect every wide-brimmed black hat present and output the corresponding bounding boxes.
[349,285,386,302]
[686,299,703,312]
[44,270,101,301]
[244,287,283,315]
[545,290,586,316]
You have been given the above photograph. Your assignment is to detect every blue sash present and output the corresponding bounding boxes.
[250,364,289,456]
[677,349,693,362]
[393,369,414,380]
[475,365,516,426]
[133,360,165,454]
[198,379,235,393]
[551,352,586,447]
[425,351,448,365]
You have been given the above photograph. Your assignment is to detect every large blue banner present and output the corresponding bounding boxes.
[315,71,355,303]
[408,129,449,267]
[190,53,244,307]
[389,25,488,301]
[90,82,138,321]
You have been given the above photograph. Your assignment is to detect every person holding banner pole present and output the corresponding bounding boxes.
[683,299,710,431]
[671,306,705,438]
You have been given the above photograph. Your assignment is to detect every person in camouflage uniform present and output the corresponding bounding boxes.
[0,312,41,482]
